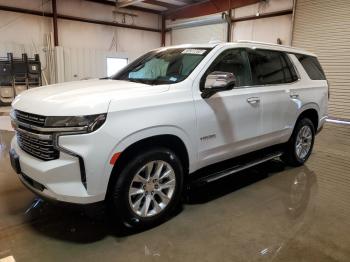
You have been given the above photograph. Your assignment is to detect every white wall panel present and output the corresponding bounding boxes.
[62,47,128,82]
[233,14,292,45]
[0,0,162,83]
[172,23,227,45]
[232,0,293,45]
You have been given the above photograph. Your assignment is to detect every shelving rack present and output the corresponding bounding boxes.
[0,53,42,105]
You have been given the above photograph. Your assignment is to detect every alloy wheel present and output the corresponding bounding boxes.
[128,160,176,217]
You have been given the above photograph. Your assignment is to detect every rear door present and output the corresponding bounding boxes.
[246,49,300,146]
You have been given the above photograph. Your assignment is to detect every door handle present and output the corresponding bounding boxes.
[247,97,260,104]
[290,93,299,99]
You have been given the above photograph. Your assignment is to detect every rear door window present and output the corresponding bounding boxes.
[295,54,326,80]
[247,49,298,85]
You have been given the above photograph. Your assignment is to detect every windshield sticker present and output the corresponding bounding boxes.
[181,49,207,55]
[169,77,177,82]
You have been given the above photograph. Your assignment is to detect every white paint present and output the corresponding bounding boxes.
[10,42,327,203]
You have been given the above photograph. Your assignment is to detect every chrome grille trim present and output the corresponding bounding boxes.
[16,129,59,161]
[12,118,88,133]
[12,109,88,189]
[15,127,52,140]
[15,110,46,127]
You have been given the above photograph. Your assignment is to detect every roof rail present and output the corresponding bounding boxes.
[236,40,291,48]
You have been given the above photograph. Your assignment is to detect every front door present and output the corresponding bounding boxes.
[193,48,263,169]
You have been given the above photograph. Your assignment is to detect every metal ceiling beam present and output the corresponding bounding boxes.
[85,0,162,14]
[116,0,144,8]
[165,0,260,20]
[143,0,180,10]
[0,5,161,33]
[232,9,293,23]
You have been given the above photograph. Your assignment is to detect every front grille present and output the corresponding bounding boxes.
[17,130,59,161]
[15,110,46,127]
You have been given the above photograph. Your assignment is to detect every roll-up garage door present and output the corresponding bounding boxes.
[172,23,227,45]
[292,0,350,120]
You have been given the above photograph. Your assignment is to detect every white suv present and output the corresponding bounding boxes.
[9,41,328,228]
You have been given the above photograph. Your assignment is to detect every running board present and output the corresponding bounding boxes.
[191,152,283,186]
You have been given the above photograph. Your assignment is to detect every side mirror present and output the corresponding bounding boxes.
[201,71,236,99]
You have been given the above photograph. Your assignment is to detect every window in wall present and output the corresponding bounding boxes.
[247,49,298,85]
[107,57,128,77]
[202,49,252,88]
[295,54,326,80]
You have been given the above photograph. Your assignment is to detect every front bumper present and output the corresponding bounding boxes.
[10,137,105,204]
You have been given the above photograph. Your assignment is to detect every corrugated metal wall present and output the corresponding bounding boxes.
[62,47,107,82]
[61,47,128,82]
[292,0,350,120]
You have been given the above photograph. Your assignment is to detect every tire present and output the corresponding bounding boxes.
[282,118,315,167]
[109,147,184,229]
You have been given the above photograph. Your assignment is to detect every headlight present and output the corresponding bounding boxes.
[45,114,107,132]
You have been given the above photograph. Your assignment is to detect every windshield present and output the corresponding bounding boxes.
[111,47,212,85]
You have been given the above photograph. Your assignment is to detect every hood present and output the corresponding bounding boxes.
[12,79,169,116]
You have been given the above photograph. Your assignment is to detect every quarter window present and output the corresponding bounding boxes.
[295,54,326,80]
[247,49,298,85]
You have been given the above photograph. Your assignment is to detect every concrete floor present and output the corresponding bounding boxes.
[0,114,349,261]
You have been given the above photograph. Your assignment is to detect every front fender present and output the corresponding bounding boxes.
[101,125,197,194]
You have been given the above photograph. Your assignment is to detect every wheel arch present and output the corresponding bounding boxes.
[105,133,191,200]
[296,106,319,131]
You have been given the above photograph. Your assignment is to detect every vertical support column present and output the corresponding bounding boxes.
[161,15,166,47]
[52,0,59,46]
[227,0,232,42]
[227,9,232,42]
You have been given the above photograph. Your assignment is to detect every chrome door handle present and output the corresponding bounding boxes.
[247,97,260,104]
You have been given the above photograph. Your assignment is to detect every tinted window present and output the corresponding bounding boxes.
[282,53,299,82]
[202,49,251,88]
[248,49,298,85]
[296,54,326,80]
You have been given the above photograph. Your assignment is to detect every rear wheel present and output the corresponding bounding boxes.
[109,148,184,229]
[282,118,315,166]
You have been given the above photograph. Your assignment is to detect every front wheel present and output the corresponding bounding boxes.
[109,148,184,229]
[282,118,315,166]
